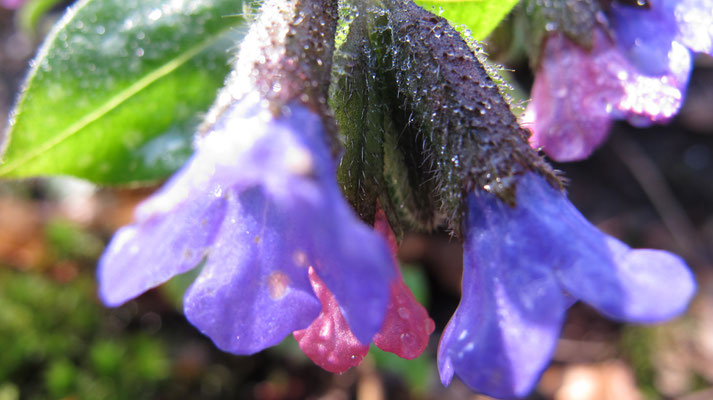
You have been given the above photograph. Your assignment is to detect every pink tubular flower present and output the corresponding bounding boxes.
[294,207,435,373]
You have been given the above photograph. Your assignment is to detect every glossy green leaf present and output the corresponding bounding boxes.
[0,0,253,184]
[414,0,520,40]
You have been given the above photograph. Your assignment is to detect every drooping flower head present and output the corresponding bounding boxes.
[524,0,713,161]
[366,0,696,397]
[98,0,413,359]
[437,172,695,398]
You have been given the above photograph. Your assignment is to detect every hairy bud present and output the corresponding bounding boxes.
[203,0,339,144]
[369,0,560,236]
[330,4,440,234]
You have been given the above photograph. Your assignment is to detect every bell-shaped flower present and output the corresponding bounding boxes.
[525,0,713,161]
[98,93,395,354]
[438,172,695,398]
[293,207,435,373]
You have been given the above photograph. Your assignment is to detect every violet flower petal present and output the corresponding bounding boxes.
[256,102,395,345]
[182,100,393,352]
[439,173,695,397]
[183,189,322,355]
[609,0,678,76]
[136,95,323,219]
[98,182,227,307]
[614,41,691,127]
[558,236,696,323]
[506,173,696,323]
[302,187,395,344]
[438,188,566,398]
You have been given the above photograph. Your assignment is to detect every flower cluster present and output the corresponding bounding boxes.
[525,0,713,161]
[99,0,433,375]
[98,0,697,398]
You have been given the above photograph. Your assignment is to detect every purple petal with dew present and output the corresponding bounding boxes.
[609,0,678,76]
[607,0,692,124]
[183,101,392,352]
[674,0,713,55]
[300,183,395,345]
[526,29,690,161]
[440,172,695,396]
[183,188,322,355]
[511,173,696,323]
[438,188,566,398]
[252,102,396,345]
[98,184,227,307]
[614,41,691,127]
[525,32,621,162]
[137,95,327,220]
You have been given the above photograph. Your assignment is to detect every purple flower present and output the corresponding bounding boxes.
[98,92,395,353]
[525,0,713,161]
[437,172,695,398]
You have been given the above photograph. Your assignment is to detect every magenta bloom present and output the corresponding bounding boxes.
[526,0,713,161]
[293,208,434,373]
[98,93,396,353]
[438,173,695,398]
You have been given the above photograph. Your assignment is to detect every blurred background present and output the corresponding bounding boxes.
[2,2,713,399]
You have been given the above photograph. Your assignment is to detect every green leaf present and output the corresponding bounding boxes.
[0,0,253,184]
[414,0,520,40]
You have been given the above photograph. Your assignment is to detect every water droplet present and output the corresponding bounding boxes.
[149,9,162,21]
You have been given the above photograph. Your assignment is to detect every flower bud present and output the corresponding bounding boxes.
[331,4,438,235]
[370,0,560,236]
[202,0,340,146]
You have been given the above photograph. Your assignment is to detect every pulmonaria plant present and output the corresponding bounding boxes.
[94,0,696,398]
[524,0,713,161]
[99,0,433,372]
[364,0,695,397]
